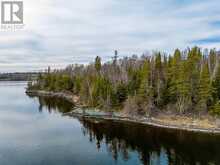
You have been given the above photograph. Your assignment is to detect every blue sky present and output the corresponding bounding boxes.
[0,0,220,72]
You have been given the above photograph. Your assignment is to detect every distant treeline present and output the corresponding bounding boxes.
[28,47,220,116]
[0,72,40,81]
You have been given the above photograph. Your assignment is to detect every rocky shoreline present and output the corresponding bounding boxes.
[26,90,80,105]
[65,108,220,134]
[26,90,220,134]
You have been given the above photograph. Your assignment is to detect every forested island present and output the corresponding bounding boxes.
[27,47,220,132]
[0,72,39,81]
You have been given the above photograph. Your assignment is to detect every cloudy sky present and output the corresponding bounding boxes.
[0,0,220,72]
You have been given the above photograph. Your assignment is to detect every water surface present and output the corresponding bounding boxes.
[0,81,220,165]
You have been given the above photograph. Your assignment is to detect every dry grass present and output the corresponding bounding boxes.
[154,113,218,129]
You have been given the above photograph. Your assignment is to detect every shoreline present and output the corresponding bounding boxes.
[65,109,220,134]
[26,90,220,134]
[26,90,80,105]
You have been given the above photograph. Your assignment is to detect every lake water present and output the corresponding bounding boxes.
[1,81,220,165]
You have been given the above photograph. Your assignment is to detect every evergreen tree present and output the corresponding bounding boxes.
[95,56,101,73]
[27,47,220,116]
[138,60,150,100]
[187,47,202,105]
[212,61,220,103]
[154,52,163,106]
[197,62,212,111]
[168,49,182,101]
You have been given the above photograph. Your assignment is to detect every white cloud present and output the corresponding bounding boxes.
[0,0,220,72]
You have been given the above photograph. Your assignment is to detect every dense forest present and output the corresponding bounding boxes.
[28,47,220,116]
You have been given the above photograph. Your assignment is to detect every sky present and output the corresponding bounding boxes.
[0,0,220,72]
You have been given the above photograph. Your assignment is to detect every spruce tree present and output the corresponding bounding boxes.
[212,61,220,102]
[168,49,181,100]
[95,56,101,73]
[198,62,212,111]
[138,60,150,100]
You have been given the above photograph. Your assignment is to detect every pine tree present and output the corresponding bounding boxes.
[168,49,182,101]
[212,61,220,101]
[198,62,212,111]
[95,56,101,73]
[154,52,163,106]
[138,60,150,100]
[28,47,220,116]
[187,47,202,105]
[176,61,191,113]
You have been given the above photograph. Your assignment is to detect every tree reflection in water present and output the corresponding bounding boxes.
[27,94,220,165]
[79,118,220,165]
[27,94,73,113]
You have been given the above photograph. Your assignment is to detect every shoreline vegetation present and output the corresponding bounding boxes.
[26,89,220,134]
[27,47,220,133]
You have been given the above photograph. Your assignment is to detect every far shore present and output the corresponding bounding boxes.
[26,90,220,134]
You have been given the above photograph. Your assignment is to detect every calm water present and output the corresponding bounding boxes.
[1,82,220,165]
